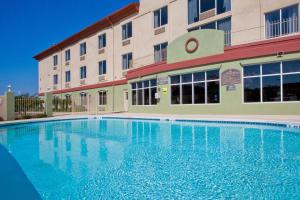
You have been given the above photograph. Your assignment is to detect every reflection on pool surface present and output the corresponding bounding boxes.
[0,119,300,199]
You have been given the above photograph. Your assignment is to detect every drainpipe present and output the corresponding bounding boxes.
[107,17,115,112]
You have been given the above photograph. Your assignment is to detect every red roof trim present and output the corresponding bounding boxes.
[33,2,139,61]
[126,34,300,79]
[39,79,127,96]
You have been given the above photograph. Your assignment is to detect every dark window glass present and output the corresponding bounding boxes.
[201,22,216,29]
[53,75,58,85]
[201,0,215,13]
[144,88,150,105]
[182,84,193,104]
[171,85,180,104]
[65,71,71,82]
[80,43,86,56]
[281,5,298,35]
[65,50,71,61]
[194,83,205,104]
[244,77,261,102]
[265,10,280,38]
[80,66,87,79]
[99,61,106,75]
[283,60,300,73]
[137,82,143,89]
[53,55,58,66]
[151,87,157,105]
[283,74,300,101]
[244,65,260,76]
[98,34,106,49]
[262,75,281,102]
[122,22,132,40]
[182,74,192,83]
[217,0,231,14]
[132,90,137,105]
[188,0,199,24]
[194,72,205,82]
[207,70,219,80]
[132,83,136,90]
[171,76,180,84]
[144,80,149,87]
[262,63,280,75]
[150,79,157,87]
[154,9,160,28]
[207,81,220,103]
[161,6,168,27]
[138,89,143,105]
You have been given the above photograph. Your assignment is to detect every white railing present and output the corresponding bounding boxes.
[15,96,45,118]
[266,17,298,39]
[224,31,231,47]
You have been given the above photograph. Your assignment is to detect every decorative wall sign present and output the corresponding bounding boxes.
[185,38,199,54]
[162,87,168,94]
[158,77,169,85]
[221,69,241,86]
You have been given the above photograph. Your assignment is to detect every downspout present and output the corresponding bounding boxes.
[107,17,115,112]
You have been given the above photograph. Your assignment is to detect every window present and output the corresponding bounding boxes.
[154,6,168,28]
[170,70,220,105]
[243,60,300,103]
[80,66,87,79]
[80,93,87,106]
[122,53,133,70]
[265,5,298,39]
[154,42,168,63]
[53,74,58,85]
[99,60,107,75]
[53,55,58,66]
[80,42,86,56]
[131,79,157,106]
[188,0,231,24]
[98,91,107,106]
[189,17,231,46]
[98,34,106,49]
[122,22,132,40]
[65,49,71,62]
[65,71,71,82]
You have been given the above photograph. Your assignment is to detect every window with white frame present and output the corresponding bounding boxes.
[65,49,71,62]
[122,22,132,40]
[80,42,87,56]
[53,55,58,66]
[80,92,87,106]
[80,66,87,79]
[65,71,71,82]
[99,60,107,75]
[243,60,300,103]
[131,79,158,106]
[188,0,231,24]
[154,6,168,29]
[154,42,168,63]
[170,70,220,105]
[265,4,298,39]
[53,74,58,85]
[122,53,133,70]
[98,34,106,49]
[98,91,107,106]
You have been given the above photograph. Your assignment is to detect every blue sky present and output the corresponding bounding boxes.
[0,0,136,95]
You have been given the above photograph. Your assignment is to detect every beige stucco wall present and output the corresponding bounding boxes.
[38,0,300,95]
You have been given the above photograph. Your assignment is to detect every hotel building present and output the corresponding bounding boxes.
[34,0,300,115]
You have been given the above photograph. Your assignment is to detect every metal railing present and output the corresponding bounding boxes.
[15,96,45,118]
[224,31,231,47]
[266,17,298,39]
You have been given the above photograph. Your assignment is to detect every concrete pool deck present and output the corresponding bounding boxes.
[0,113,300,127]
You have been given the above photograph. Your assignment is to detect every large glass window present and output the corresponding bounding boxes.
[80,66,87,79]
[154,42,168,63]
[99,60,107,75]
[80,42,86,56]
[243,60,300,103]
[188,0,231,24]
[265,4,298,39]
[65,49,71,62]
[131,79,157,106]
[98,91,107,106]
[154,6,168,28]
[122,53,133,70]
[65,71,71,82]
[122,22,132,40]
[98,34,106,49]
[170,69,220,105]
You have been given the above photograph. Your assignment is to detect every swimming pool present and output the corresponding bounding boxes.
[0,118,300,199]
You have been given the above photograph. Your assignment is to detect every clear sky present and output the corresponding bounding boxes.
[0,0,137,95]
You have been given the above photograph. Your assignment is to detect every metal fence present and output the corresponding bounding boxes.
[266,17,298,39]
[224,31,231,47]
[15,96,45,118]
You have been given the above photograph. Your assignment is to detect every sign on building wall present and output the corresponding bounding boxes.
[158,77,169,85]
[221,69,241,91]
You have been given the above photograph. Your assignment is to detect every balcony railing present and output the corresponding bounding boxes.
[224,31,231,47]
[266,17,298,39]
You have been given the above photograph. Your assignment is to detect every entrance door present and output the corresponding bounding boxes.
[123,91,129,112]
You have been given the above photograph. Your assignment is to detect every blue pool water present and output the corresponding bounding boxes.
[0,118,300,199]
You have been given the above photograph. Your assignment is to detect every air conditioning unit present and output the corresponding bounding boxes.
[65,62,70,66]
[122,39,131,46]
[80,80,86,85]
[65,83,70,88]
[99,107,106,112]
[98,76,106,82]
[53,67,57,70]
[154,27,166,35]
[80,56,85,61]
[98,49,105,54]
